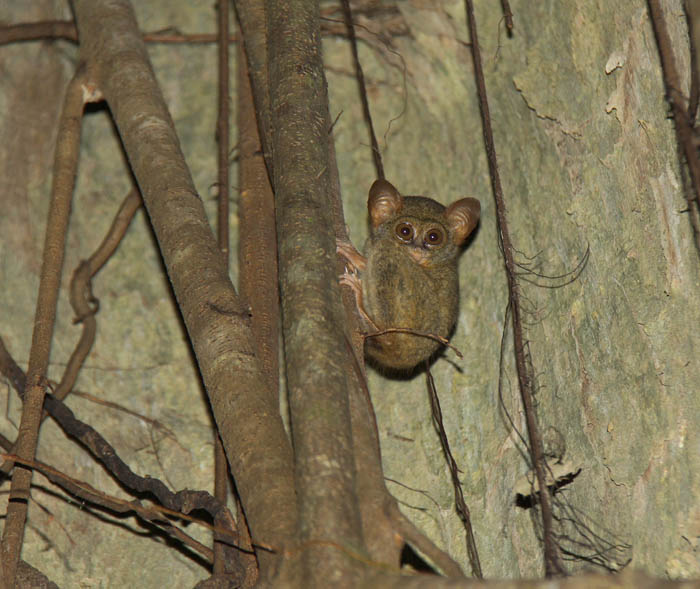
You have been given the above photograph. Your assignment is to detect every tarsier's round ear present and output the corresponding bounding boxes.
[445,198,480,245]
[368,179,402,228]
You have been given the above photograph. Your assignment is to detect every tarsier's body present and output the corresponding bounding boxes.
[339,179,480,371]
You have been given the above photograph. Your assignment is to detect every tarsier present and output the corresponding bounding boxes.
[338,179,480,371]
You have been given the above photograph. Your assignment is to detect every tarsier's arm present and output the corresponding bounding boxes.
[336,239,378,330]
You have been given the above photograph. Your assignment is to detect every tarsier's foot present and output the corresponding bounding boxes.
[338,268,362,295]
[337,256,378,331]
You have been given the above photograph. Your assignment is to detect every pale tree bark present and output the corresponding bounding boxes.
[0,0,698,587]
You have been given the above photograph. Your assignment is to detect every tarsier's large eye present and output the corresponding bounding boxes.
[424,227,445,247]
[395,222,414,242]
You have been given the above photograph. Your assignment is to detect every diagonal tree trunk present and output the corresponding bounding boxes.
[71,0,297,579]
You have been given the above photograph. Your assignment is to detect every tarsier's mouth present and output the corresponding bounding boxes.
[408,248,430,266]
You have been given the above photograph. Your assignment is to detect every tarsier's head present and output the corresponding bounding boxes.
[368,179,480,267]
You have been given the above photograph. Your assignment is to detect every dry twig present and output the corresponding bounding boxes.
[426,367,482,578]
[213,0,233,578]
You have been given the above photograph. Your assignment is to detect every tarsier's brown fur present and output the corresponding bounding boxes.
[338,179,480,371]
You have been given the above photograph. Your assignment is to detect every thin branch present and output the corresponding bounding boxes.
[340,0,385,179]
[216,1,231,264]
[214,0,232,577]
[233,1,275,181]
[0,21,239,45]
[0,66,92,587]
[60,188,142,403]
[364,328,463,359]
[462,0,564,576]
[0,453,255,562]
[684,0,699,124]
[426,367,482,578]
[387,501,464,578]
[320,3,409,40]
[71,389,175,435]
[0,20,76,44]
[236,33,280,408]
[235,19,280,589]
[501,0,514,35]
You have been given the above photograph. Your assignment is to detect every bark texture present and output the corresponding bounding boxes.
[0,0,698,585]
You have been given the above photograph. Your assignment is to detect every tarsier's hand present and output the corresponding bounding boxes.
[336,239,367,273]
